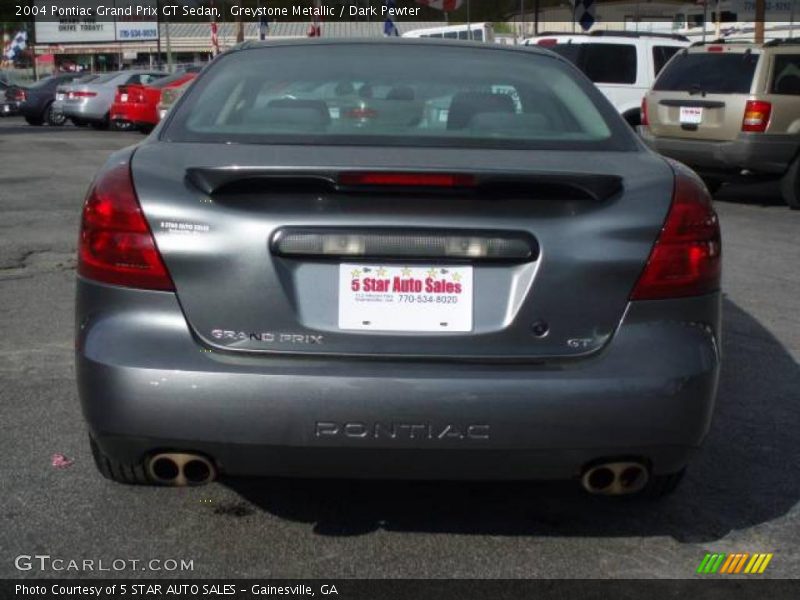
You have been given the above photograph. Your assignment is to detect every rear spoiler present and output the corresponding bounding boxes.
[186,168,623,202]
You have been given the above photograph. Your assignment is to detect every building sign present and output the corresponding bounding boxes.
[34,0,158,44]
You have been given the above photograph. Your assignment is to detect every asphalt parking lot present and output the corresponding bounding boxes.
[0,116,798,579]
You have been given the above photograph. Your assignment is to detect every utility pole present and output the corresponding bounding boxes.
[236,16,244,43]
[755,0,765,43]
[156,0,161,68]
[466,0,471,40]
[165,14,173,73]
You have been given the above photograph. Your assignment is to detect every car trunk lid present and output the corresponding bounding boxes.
[131,143,674,361]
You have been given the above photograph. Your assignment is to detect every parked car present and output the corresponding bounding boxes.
[19,73,87,126]
[52,74,100,124]
[0,80,10,115]
[62,70,167,129]
[640,39,800,208]
[2,83,27,117]
[78,40,721,497]
[110,68,200,132]
[155,77,193,122]
[526,31,689,127]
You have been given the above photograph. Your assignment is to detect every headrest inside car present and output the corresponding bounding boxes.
[247,98,331,129]
[447,92,515,130]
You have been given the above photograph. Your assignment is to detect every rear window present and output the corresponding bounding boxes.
[771,54,800,95]
[165,44,630,151]
[581,44,637,84]
[548,43,581,65]
[149,72,190,89]
[551,43,637,84]
[654,51,758,94]
[28,76,54,90]
[652,45,681,75]
[93,73,121,84]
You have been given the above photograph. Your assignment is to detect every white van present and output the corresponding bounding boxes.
[525,31,689,127]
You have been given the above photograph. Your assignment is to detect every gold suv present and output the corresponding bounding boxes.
[640,40,800,208]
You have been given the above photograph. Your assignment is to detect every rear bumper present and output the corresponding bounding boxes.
[639,127,800,175]
[110,102,156,126]
[77,280,721,480]
[62,99,108,121]
[1,101,21,115]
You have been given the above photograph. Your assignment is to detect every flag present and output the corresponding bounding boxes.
[308,0,322,37]
[574,0,596,32]
[3,31,28,62]
[210,21,220,56]
[415,0,463,11]
[384,0,399,36]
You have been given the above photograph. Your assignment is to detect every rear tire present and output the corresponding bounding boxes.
[639,468,686,500]
[622,110,641,129]
[89,435,150,485]
[46,102,66,126]
[25,115,44,126]
[780,157,800,209]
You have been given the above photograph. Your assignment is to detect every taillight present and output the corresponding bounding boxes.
[630,163,721,300]
[641,96,649,127]
[537,38,558,47]
[707,45,724,52]
[742,100,771,132]
[344,107,379,120]
[338,172,477,188]
[78,162,174,291]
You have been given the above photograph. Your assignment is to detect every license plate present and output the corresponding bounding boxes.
[338,264,473,332]
[120,94,128,102]
[679,106,703,124]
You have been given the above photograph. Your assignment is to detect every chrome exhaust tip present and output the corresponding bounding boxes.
[147,453,217,486]
[581,461,649,495]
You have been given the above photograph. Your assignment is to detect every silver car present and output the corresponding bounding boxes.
[77,40,721,497]
[62,70,165,128]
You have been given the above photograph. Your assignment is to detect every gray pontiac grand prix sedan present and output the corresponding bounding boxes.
[76,39,721,497]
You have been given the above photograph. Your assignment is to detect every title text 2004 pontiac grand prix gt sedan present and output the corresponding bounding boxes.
[76,39,721,498]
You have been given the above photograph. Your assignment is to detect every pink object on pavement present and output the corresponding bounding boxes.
[51,453,74,469]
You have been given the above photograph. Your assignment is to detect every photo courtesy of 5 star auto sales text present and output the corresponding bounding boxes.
[0,0,798,598]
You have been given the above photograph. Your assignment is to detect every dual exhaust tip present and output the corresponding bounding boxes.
[147,452,216,486]
[145,453,647,493]
[581,461,649,496]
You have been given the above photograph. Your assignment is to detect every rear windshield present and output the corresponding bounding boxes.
[654,52,758,94]
[164,44,632,151]
[28,76,54,90]
[149,72,190,89]
[92,73,121,85]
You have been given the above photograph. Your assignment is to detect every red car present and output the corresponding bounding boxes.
[110,69,199,132]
